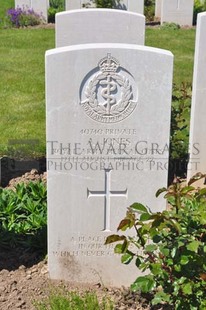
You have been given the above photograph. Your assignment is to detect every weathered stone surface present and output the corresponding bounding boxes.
[46,43,173,286]
[161,0,194,26]
[155,0,162,18]
[56,9,145,47]
[187,12,206,186]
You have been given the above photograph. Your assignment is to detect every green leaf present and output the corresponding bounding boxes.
[145,244,157,252]
[180,255,189,265]
[139,262,149,272]
[180,186,194,194]
[121,239,130,253]
[129,203,148,214]
[150,263,162,276]
[174,264,181,272]
[105,235,126,244]
[182,282,193,295]
[186,240,200,253]
[153,235,162,243]
[182,283,192,295]
[135,257,142,267]
[121,252,134,264]
[140,213,152,221]
[131,275,156,293]
[152,291,170,305]
[156,187,167,197]
[114,244,124,254]
[198,188,206,196]
[160,247,170,257]
[171,247,177,258]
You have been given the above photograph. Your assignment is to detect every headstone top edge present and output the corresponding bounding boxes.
[197,11,206,19]
[46,43,174,58]
[57,8,145,18]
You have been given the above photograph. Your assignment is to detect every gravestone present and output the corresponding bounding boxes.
[66,0,82,10]
[15,0,30,8]
[113,0,144,14]
[65,0,144,14]
[46,43,173,286]
[56,9,145,47]
[187,12,206,185]
[155,0,162,19]
[161,0,194,26]
[15,0,48,21]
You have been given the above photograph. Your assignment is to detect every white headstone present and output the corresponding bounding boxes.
[15,0,48,21]
[114,0,144,14]
[56,9,145,47]
[15,0,24,8]
[65,0,144,14]
[155,0,162,18]
[15,0,30,8]
[46,43,173,286]
[66,0,81,10]
[33,0,48,21]
[187,12,206,185]
[161,0,194,26]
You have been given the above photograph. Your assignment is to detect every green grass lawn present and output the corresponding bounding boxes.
[0,1,196,157]
[146,27,196,86]
[0,28,55,157]
[0,0,14,21]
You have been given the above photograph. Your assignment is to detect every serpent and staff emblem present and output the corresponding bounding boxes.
[80,53,138,123]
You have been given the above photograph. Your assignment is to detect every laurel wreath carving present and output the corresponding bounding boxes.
[84,72,132,116]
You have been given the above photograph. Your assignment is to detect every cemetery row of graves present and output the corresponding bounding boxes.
[0,1,204,166]
[0,1,206,309]
[1,0,206,27]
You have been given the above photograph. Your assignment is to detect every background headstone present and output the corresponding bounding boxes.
[46,43,173,286]
[161,0,194,26]
[155,0,162,19]
[56,9,145,47]
[65,0,81,10]
[15,0,48,21]
[65,0,144,14]
[15,0,30,8]
[187,12,206,185]
[113,0,144,14]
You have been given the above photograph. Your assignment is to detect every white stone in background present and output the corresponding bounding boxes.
[113,0,144,14]
[66,0,81,10]
[46,43,173,286]
[187,12,206,185]
[15,0,30,8]
[56,9,145,47]
[65,0,144,14]
[33,0,48,21]
[155,0,162,18]
[161,0,194,26]
[15,0,48,21]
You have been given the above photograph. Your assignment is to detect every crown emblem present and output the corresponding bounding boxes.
[98,53,120,73]
[80,53,138,123]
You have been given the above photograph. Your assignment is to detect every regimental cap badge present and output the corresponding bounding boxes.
[80,53,138,123]
[98,53,120,73]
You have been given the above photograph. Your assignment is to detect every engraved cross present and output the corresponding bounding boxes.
[87,169,128,232]
[176,0,180,10]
